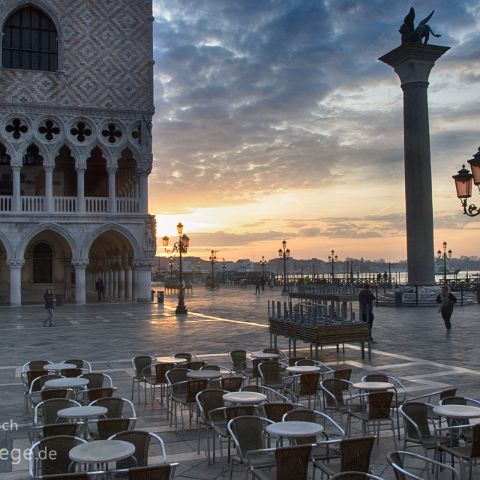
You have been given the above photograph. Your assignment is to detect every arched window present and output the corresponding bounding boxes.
[2,6,58,71]
[33,243,52,283]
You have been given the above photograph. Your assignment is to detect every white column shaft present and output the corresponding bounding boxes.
[139,174,148,214]
[77,169,85,213]
[9,265,22,306]
[45,167,54,212]
[108,170,117,213]
[126,267,132,300]
[12,167,21,212]
[75,266,86,304]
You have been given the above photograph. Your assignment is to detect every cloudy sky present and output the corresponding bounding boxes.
[149,0,480,262]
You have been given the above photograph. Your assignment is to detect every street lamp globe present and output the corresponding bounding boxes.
[162,235,169,247]
[453,165,473,199]
[468,148,480,186]
[177,222,184,235]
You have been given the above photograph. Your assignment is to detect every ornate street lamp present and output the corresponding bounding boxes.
[162,222,189,314]
[328,250,338,283]
[453,148,480,217]
[260,256,267,281]
[209,250,218,289]
[278,240,290,294]
[437,241,452,284]
[222,258,226,283]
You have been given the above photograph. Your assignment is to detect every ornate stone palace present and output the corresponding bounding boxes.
[0,0,156,305]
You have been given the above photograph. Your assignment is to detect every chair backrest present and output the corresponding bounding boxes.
[229,350,247,370]
[259,361,283,384]
[86,387,115,403]
[153,363,173,383]
[275,444,312,480]
[166,368,189,385]
[439,387,457,400]
[40,473,90,479]
[440,396,467,406]
[29,435,85,477]
[288,357,306,366]
[221,376,244,392]
[64,359,91,371]
[298,372,320,395]
[470,424,480,458]
[367,391,394,420]
[132,356,153,378]
[127,464,173,480]
[334,368,352,389]
[30,373,60,393]
[187,361,206,370]
[340,436,375,473]
[37,422,78,439]
[196,389,226,420]
[97,418,131,440]
[91,397,135,419]
[186,379,208,403]
[35,398,81,425]
[295,359,315,367]
[80,372,113,389]
[322,379,346,408]
[60,368,83,378]
[331,473,383,480]
[111,431,166,469]
[225,405,257,421]
[363,373,388,382]
[200,364,220,371]
[400,402,431,441]
[263,402,295,422]
[283,408,317,443]
[228,416,269,459]
[25,369,49,390]
[23,360,50,372]
[174,352,192,362]
[41,389,69,401]
[387,450,406,480]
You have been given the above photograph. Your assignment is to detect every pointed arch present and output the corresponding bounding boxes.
[81,223,142,260]
[15,222,79,260]
[17,140,49,164]
[0,230,14,261]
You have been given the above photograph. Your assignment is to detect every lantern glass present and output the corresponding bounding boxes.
[468,153,480,185]
[282,240,287,249]
[182,234,189,247]
[162,235,169,247]
[176,223,184,235]
[278,249,282,257]
[453,166,473,199]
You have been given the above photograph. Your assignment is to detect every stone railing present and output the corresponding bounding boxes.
[54,196,77,213]
[86,197,108,213]
[22,196,44,212]
[0,195,12,211]
[116,197,140,213]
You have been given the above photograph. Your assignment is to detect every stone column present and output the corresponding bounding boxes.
[7,260,24,306]
[118,268,125,299]
[73,260,88,304]
[108,269,113,298]
[107,167,117,213]
[76,167,85,213]
[133,261,152,302]
[113,269,119,298]
[12,166,21,212]
[126,266,133,300]
[44,165,54,212]
[138,172,149,214]
[379,44,449,286]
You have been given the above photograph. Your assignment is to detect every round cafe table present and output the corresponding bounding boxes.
[156,356,187,365]
[223,391,267,404]
[266,421,323,439]
[58,405,108,438]
[43,377,89,389]
[249,352,279,360]
[43,363,76,372]
[69,440,135,470]
[352,382,394,391]
[433,405,480,420]
[187,370,222,380]
[286,366,321,374]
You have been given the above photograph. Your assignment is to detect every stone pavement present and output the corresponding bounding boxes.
[0,284,479,478]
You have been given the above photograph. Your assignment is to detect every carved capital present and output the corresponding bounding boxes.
[107,166,118,175]
[72,259,89,269]
[7,259,25,268]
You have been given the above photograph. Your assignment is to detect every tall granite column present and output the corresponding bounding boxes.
[379,44,449,286]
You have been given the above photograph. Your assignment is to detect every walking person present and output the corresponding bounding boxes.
[436,285,457,332]
[95,278,105,302]
[42,289,56,327]
[255,277,261,294]
[358,283,376,342]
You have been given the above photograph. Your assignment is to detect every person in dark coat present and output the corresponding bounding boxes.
[436,285,457,331]
[95,278,105,302]
[42,289,56,327]
[358,283,376,342]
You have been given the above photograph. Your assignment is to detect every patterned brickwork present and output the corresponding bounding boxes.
[0,0,154,113]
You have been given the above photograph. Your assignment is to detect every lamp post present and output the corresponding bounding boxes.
[168,256,174,280]
[437,241,452,284]
[162,223,189,315]
[278,240,290,294]
[453,148,480,217]
[260,256,267,281]
[222,258,226,284]
[328,250,338,283]
[197,261,201,283]
[209,250,218,289]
